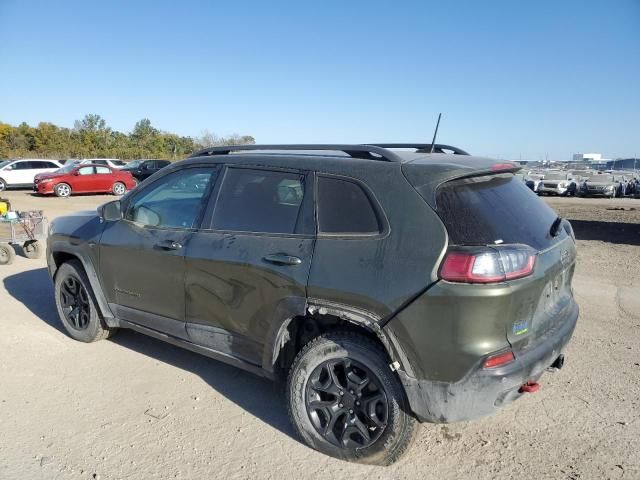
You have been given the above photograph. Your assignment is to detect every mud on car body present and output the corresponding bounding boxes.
[47,144,579,465]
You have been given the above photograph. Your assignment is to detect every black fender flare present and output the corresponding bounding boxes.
[263,297,417,378]
[49,243,118,327]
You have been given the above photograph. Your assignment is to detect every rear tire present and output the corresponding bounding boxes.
[54,183,71,198]
[22,240,41,259]
[0,243,15,265]
[54,260,116,342]
[112,182,126,196]
[0,178,6,192]
[287,331,417,465]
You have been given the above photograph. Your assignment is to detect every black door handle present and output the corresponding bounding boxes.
[263,253,302,266]
[155,240,182,251]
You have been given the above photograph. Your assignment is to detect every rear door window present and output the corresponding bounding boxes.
[317,176,381,234]
[436,173,562,250]
[212,168,305,234]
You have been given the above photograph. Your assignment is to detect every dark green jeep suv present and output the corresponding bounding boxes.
[47,144,578,465]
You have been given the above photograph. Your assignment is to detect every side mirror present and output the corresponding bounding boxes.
[99,200,122,222]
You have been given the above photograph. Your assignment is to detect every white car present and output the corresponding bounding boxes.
[0,159,62,191]
[79,158,127,169]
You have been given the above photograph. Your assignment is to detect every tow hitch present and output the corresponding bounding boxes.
[519,381,540,393]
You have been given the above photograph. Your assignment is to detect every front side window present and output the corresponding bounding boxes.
[317,176,381,234]
[77,166,95,176]
[15,161,33,170]
[212,168,305,234]
[125,167,216,228]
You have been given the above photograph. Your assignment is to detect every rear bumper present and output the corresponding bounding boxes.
[399,301,579,423]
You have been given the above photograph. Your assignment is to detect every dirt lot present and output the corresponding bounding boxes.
[0,191,638,480]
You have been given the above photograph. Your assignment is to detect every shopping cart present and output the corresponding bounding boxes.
[0,210,49,265]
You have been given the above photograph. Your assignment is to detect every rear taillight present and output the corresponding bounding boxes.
[439,244,536,284]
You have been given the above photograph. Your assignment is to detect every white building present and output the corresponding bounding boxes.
[572,153,602,162]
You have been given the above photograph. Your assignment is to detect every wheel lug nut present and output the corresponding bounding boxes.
[349,409,354,414]
[339,391,344,396]
[356,401,360,406]
[339,403,344,408]
[350,390,354,394]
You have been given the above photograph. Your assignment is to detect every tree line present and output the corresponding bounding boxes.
[0,114,255,160]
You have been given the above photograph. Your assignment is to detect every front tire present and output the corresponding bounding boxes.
[54,260,115,342]
[54,183,71,198]
[287,331,417,465]
[0,178,6,192]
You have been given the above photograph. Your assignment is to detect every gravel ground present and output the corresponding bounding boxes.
[0,191,638,480]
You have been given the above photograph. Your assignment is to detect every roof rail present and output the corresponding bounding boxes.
[368,143,469,155]
[189,144,404,162]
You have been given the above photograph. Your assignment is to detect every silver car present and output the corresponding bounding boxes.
[538,172,578,196]
[578,174,618,198]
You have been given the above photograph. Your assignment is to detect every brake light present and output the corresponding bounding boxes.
[439,245,536,284]
[491,162,518,172]
[483,350,515,369]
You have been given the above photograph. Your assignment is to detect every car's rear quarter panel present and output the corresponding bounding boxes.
[306,161,448,319]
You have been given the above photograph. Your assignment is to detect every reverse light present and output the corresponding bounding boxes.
[483,350,515,369]
[439,245,537,284]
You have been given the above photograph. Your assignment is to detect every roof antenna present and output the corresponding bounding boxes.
[429,113,442,153]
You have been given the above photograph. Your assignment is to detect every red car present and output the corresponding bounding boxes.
[34,163,137,197]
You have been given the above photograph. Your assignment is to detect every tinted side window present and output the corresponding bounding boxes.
[212,168,305,234]
[125,167,216,228]
[317,177,381,234]
[15,162,33,170]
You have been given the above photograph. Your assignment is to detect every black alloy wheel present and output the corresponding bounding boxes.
[59,275,91,330]
[305,358,388,449]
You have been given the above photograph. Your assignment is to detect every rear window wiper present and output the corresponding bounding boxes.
[550,216,563,237]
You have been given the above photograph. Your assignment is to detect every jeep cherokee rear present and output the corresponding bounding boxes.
[47,144,578,465]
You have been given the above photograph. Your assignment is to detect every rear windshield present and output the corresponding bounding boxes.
[436,174,563,250]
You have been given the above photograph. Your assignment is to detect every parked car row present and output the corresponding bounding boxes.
[518,168,640,198]
[0,158,172,196]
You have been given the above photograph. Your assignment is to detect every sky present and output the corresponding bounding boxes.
[0,0,638,160]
